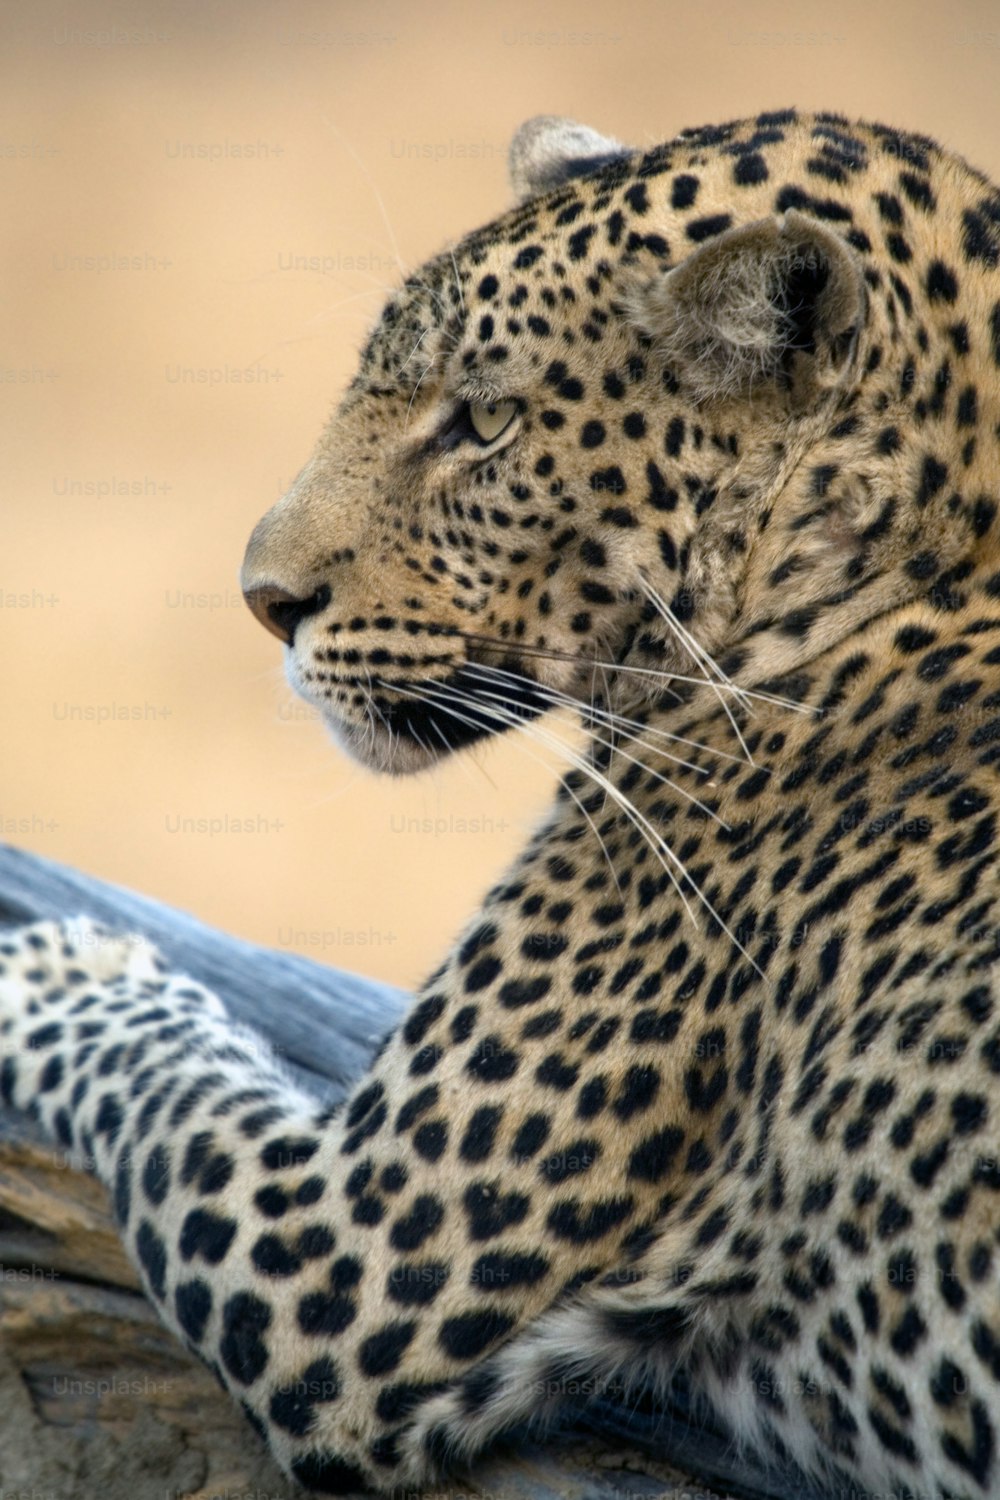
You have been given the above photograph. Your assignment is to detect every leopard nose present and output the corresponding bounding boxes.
[242,583,331,645]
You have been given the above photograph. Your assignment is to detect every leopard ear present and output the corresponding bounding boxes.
[509,116,628,201]
[630,209,867,408]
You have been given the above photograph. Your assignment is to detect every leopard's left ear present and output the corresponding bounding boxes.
[630,209,868,409]
[509,116,629,201]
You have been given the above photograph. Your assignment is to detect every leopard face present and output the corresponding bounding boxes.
[240,112,893,777]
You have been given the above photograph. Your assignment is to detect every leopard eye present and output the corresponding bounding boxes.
[468,398,518,443]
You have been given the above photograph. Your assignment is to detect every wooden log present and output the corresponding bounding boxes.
[0,844,765,1500]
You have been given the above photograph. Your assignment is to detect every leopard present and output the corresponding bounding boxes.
[3,106,1000,1499]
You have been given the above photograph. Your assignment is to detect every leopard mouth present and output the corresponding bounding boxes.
[372,661,549,753]
[289,649,551,773]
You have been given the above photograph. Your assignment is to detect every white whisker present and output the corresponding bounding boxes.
[405,358,435,428]
[449,247,465,315]
[319,116,405,279]
[467,661,749,773]
[638,575,755,766]
[456,632,814,717]
[386,680,623,893]
[389,676,762,975]
[462,677,731,830]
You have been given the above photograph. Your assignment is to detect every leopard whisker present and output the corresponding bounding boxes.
[462,667,732,828]
[448,247,466,316]
[466,660,749,773]
[471,685,731,831]
[637,575,756,766]
[404,357,438,430]
[386,679,624,894]
[319,115,406,279]
[401,676,762,973]
[453,631,814,716]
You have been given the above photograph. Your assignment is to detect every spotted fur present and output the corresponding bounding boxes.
[4,109,1000,1497]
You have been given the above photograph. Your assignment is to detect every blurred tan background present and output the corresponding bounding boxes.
[2,0,999,990]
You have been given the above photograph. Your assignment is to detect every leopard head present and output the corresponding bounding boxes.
[242,116,887,775]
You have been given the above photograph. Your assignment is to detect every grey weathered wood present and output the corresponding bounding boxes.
[0,841,410,1099]
[0,843,798,1500]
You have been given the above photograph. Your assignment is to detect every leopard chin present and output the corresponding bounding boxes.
[288,651,550,774]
